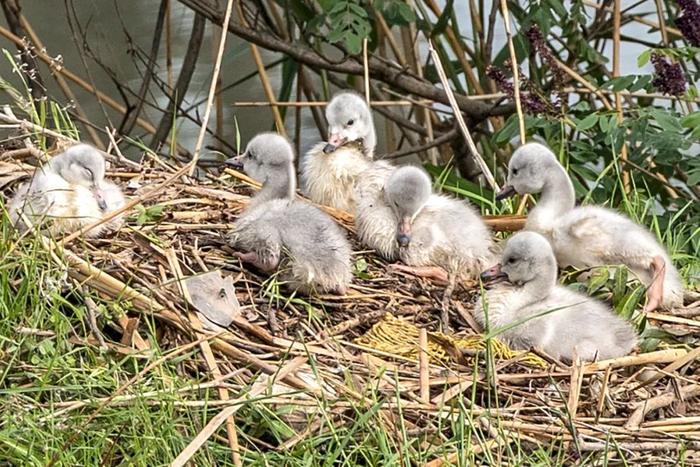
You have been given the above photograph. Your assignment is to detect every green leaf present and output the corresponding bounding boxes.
[576,113,599,131]
[637,49,651,67]
[680,111,700,129]
[494,115,521,145]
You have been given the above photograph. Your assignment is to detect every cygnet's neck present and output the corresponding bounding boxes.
[527,163,575,232]
[517,264,557,305]
[253,163,296,205]
[363,126,377,159]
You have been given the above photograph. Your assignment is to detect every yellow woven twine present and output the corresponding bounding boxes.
[356,313,547,368]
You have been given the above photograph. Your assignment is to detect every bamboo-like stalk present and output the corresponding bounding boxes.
[427,40,500,192]
[498,0,525,144]
[419,328,429,403]
[229,100,432,107]
[165,0,174,89]
[235,2,287,138]
[213,19,225,152]
[613,0,631,193]
[188,0,235,174]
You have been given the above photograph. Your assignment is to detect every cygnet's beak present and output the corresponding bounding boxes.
[396,216,412,248]
[480,263,509,288]
[495,185,517,201]
[224,153,245,170]
[323,133,347,154]
[93,185,108,211]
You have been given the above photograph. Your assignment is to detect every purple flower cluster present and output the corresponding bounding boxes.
[651,53,687,96]
[486,64,552,115]
[677,0,700,46]
[525,26,565,109]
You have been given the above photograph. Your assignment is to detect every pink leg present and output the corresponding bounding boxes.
[644,255,666,312]
[234,251,279,273]
[387,263,449,283]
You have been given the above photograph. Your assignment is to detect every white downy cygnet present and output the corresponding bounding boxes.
[496,142,683,311]
[8,144,125,237]
[475,231,637,362]
[300,91,386,212]
[226,133,352,295]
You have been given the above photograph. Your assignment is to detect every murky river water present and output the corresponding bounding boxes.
[0,1,656,159]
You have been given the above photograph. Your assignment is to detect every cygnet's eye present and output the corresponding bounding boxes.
[507,257,516,264]
[512,168,519,176]
[347,119,354,126]
[84,167,94,182]
[247,151,255,160]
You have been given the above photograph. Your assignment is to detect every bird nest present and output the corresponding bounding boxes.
[1,145,699,462]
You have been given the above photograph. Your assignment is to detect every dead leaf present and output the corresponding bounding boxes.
[183,271,240,331]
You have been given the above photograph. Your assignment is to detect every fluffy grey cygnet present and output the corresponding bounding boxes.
[475,231,638,362]
[496,142,683,311]
[8,144,125,237]
[300,92,379,212]
[226,133,352,295]
[358,165,497,282]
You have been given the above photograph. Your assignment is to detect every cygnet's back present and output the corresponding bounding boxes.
[353,159,397,260]
[227,133,352,295]
[475,231,637,361]
[300,92,377,212]
[384,166,497,279]
[8,144,125,237]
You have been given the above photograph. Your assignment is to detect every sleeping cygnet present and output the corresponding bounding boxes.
[300,91,379,212]
[382,166,497,283]
[226,132,352,295]
[496,142,683,311]
[8,144,125,237]
[475,231,637,362]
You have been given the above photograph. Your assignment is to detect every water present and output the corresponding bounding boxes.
[0,1,658,159]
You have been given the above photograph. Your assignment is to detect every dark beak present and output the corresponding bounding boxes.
[323,143,337,154]
[224,153,245,170]
[495,185,517,201]
[396,217,412,247]
[480,263,509,288]
[93,186,108,210]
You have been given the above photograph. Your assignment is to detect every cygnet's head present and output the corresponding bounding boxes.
[225,132,294,183]
[323,92,376,155]
[50,144,108,209]
[496,142,558,201]
[480,231,557,287]
[383,166,432,247]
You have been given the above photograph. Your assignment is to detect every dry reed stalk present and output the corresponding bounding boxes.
[235,2,287,138]
[189,0,235,174]
[625,384,700,430]
[633,345,700,390]
[47,333,222,467]
[427,40,500,192]
[612,0,631,193]
[374,11,407,66]
[567,354,584,420]
[231,100,432,107]
[165,0,174,89]
[166,248,242,467]
[498,0,525,144]
[419,328,430,403]
[171,356,309,467]
[0,25,159,137]
[584,349,688,372]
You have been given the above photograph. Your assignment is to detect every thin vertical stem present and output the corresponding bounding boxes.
[613,0,630,193]
[363,38,370,104]
[189,0,234,174]
[428,39,499,192]
[165,0,173,89]
[236,1,287,138]
[498,0,525,144]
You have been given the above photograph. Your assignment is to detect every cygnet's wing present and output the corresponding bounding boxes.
[555,206,670,270]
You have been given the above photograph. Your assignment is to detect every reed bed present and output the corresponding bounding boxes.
[0,136,698,465]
